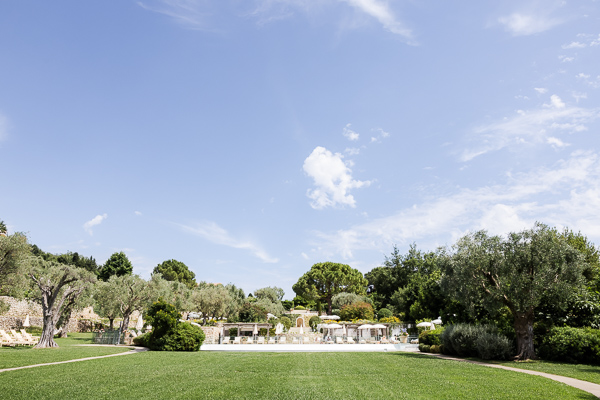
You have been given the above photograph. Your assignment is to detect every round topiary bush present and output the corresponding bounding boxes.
[163,323,205,351]
[294,305,306,310]
[378,308,393,319]
[279,316,291,331]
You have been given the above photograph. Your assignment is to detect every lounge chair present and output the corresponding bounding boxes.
[245,337,254,344]
[222,337,230,344]
[11,330,36,345]
[257,336,265,344]
[359,339,366,344]
[20,329,40,344]
[268,337,276,344]
[381,337,390,344]
[279,336,286,344]
[232,336,242,344]
[346,337,355,344]
[335,337,344,344]
[292,337,299,344]
[0,330,27,346]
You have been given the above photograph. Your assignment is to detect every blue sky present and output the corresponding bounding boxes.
[1,1,600,298]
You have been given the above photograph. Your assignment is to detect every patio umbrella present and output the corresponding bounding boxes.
[23,314,30,327]
[135,312,144,331]
[358,324,373,339]
[432,317,442,325]
[299,325,303,335]
[275,323,283,335]
[417,321,434,330]
[371,324,386,337]
[253,324,258,336]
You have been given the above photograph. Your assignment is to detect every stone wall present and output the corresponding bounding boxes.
[201,324,222,345]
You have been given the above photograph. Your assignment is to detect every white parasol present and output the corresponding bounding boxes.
[275,323,283,335]
[432,317,443,325]
[371,323,386,337]
[253,324,258,336]
[23,314,30,327]
[299,325,303,334]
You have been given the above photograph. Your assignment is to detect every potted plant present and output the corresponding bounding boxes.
[400,328,409,343]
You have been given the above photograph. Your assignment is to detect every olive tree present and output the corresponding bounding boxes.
[444,223,586,360]
[293,262,368,314]
[29,258,97,348]
[0,232,30,295]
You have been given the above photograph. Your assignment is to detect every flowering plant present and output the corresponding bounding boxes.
[400,328,409,336]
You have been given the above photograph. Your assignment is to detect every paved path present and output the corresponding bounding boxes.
[428,353,600,398]
[0,346,148,374]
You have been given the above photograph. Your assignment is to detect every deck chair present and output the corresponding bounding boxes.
[1,330,27,346]
[20,329,40,344]
[257,336,265,344]
[11,330,35,345]
[380,337,390,344]
[232,336,242,344]
[221,337,230,344]
[335,337,344,344]
[279,336,286,344]
[268,337,276,344]
[292,337,299,344]
[245,337,254,344]
[346,337,355,344]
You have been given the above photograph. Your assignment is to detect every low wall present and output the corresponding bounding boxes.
[201,324,222,345]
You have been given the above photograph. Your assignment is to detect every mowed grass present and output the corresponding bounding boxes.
[0,351,595,400]
[494,359,600,386]
[0,333,131,369]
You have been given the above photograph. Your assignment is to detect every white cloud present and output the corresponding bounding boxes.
[559,55,574,63]
[534,87,548,94]
[134,211,143,216]
[547,136,569,148]
[83,214,108,235]
[369,127,390,143]
[562,41,586,49]
[345,147,360,155]
[303,146,370,209]
[179,221,279,263]
[498,12,563,36]
[341,0,415,42]
[460,95,599,161]
[343,123,359,141]
[312,152,600,258]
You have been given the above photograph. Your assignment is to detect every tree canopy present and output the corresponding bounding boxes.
[292,262,367,314]
[99,251,133,281]
[444,222,587,360]
[153,259,196,288]
[0,232,30,295]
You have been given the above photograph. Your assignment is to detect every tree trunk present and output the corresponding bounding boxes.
[513,310,537,360]
[36,313,58,348]
[109,318,114,330]
[122,313,131,332]
[326,296,333,315]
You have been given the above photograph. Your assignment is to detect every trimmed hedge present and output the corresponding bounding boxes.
[538,327,600,365]
[163,323,205,352]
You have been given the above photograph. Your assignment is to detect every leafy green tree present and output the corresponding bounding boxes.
[99,252,133,281]
[94,280,122,329]
[293,262,368,314]
[444,223,587,360]
[28,258,97,348]
[145,298,180,350]
[192,284,233,324]
[254,286,284,303]
[238,302,268,322]
[153,259,196,288]
[332,292,365,309]
[0,232,30,295]
[340,301,374,321]
[0,220,7,235]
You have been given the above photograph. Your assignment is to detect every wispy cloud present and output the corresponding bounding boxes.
[460,95,600,161]
[303,146,371,209]
[83,214,108,235]
[178,221,279,263]
[341,0,415,43]
[312,151,600,258]
[137,0,212,30]
[498,12,563,36]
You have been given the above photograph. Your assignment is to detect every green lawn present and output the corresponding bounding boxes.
[0,332,131,370]
[0,351,595,399]
[494,359,600,386]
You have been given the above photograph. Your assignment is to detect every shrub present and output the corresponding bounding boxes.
[146,298,180,351]
[441,323,513,360]
[538,327,600,365]
[0,299,10,315]
[228,327,238,336]
[279,316,291,331]
[430,345,441,353]
[340,302,374,321]
[475,332,513,360]
[163,323,205,351]
[133,332,150,347]
[294,305,305,310]
[419,344,431,352]
[378,308,393,319]
[380,316,400,323]
[419,328,443,346]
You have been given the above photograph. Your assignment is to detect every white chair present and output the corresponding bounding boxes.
[346,337,355,344]
[268,337,276,344]
[257,336,265,344]
[232,336,241,344]
[279,336,287,344]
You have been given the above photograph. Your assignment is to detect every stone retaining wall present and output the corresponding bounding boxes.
[201,324,222,345]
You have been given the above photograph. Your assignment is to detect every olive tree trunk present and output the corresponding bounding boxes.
[513,310,536,360]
